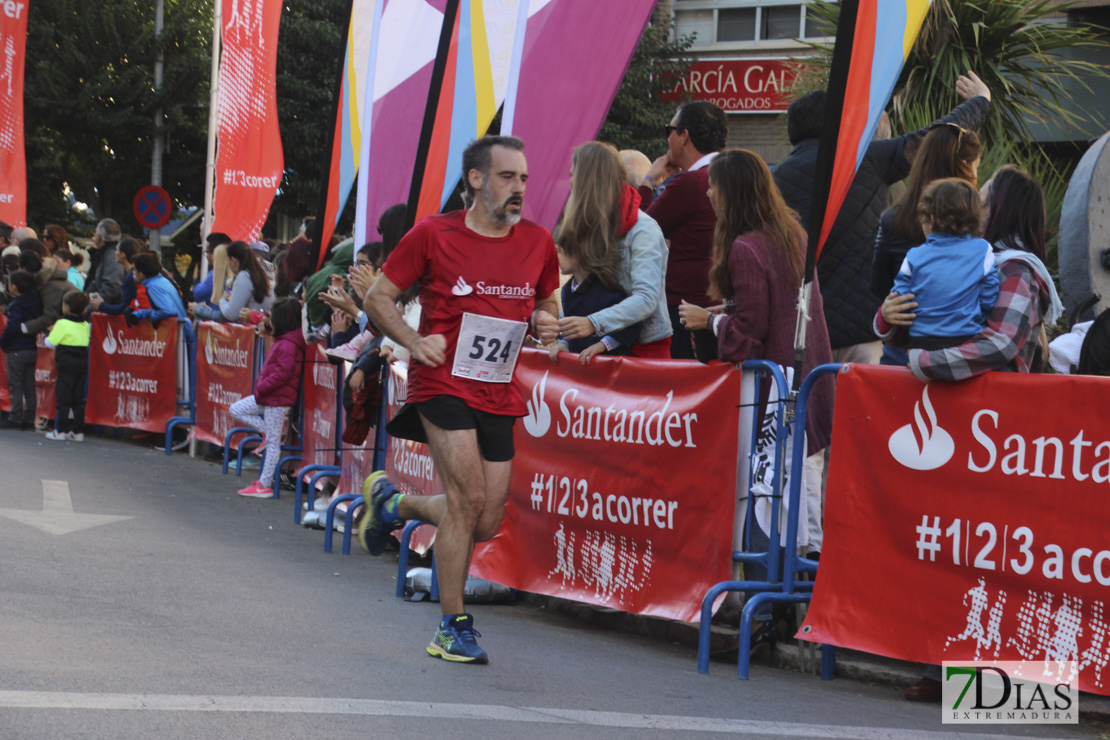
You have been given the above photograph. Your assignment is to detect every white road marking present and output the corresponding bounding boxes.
[0,690,1079,739]
[0,480,132,535]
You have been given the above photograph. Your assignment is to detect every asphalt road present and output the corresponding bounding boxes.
[0,431,1103,739]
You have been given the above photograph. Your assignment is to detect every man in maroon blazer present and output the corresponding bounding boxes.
[638,101,728,361]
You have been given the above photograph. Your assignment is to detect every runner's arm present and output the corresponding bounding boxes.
[532,292,559,345]
[364,275,445,366]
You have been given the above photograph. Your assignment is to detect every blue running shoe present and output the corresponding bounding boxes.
[357,471,403,555]
[427,613,488,664]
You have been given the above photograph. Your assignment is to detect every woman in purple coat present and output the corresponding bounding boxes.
[679,149,834,645]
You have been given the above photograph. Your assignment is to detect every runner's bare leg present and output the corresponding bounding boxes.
[411,414,512,616]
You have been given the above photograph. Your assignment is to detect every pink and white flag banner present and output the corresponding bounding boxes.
[211,0,284,240]
[0,0,28,226]
[355,0,656,240]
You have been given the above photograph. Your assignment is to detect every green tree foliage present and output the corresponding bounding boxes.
[599,19,695,160]
[801,0,1110,268]
[25,0,210,234]
[271,0,347,226]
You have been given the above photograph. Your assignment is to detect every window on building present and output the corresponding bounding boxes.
[675,8,716,45]
[718,8,757,42]
[674,1,834,45]
[763,5,802,40]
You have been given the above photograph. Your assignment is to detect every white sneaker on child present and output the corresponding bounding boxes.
[326,330,373,362]
[67,432,84,442]
[45,430,66,441]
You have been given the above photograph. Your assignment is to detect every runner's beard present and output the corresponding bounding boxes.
[482,186,523,227]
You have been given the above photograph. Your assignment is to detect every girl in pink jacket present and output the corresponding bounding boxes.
[230,298,306,497]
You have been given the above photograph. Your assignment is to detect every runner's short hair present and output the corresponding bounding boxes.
[461,136,525,198]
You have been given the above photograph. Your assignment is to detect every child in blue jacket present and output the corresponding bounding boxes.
[892,178,1000,350]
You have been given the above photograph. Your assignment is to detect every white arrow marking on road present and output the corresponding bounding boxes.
[0,480,132,535]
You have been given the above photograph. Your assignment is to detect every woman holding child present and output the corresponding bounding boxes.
[871,123,983,365]
[553,141,672,360]
[879,165,1061,380]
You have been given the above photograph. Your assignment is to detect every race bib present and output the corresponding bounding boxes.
[452,312,527,383]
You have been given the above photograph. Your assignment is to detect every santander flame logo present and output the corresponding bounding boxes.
[102,328,118,356]
[204,335,215,366]
[888,385,955,471]
[523,371,551,438]
[451,276,474,296]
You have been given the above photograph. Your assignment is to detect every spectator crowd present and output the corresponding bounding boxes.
[0,71,1085,675]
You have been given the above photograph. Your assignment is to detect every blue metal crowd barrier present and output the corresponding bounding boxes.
[164,319,197,454]
[292,354,341,524]
[315,359,391,554]
[397,521,439,601]
[697,361,842,680]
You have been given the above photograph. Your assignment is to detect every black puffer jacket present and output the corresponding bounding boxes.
[773,96,991,349]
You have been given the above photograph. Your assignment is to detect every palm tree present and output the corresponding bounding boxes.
[800,0,1110,268]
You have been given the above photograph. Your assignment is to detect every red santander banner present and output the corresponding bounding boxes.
[33,330,55,419]
[660,58,797,114]
[193,321,255,445]
[467,349,740,622]
[301,344,338,470]
[86,314,178,433]
[210,0,284,240]
[0,0,28,226]
[802,365,1110,696]
[384,362,443,555]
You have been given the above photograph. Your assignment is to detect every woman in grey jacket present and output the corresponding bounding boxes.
[191,241,272,322]
[555,141,672,358]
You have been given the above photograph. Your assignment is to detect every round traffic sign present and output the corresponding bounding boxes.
[133,185,173,230]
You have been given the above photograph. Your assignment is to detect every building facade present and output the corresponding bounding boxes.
[666,0,1110,167]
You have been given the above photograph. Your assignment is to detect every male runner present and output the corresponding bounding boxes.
[360,136,559,664]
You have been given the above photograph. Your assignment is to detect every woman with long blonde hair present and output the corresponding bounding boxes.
[554,141,672,358]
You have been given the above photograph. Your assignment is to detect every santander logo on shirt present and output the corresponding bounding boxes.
[452,276,474,296]
[451,274,536,300]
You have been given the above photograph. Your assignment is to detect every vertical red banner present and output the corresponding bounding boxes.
[85,314,178,433]
[0,0,28,226]
[301,344,338,470]
[193,321,256,445]
[210,0,284,240]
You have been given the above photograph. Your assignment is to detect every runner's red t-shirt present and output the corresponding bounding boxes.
[383,210,559,416]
